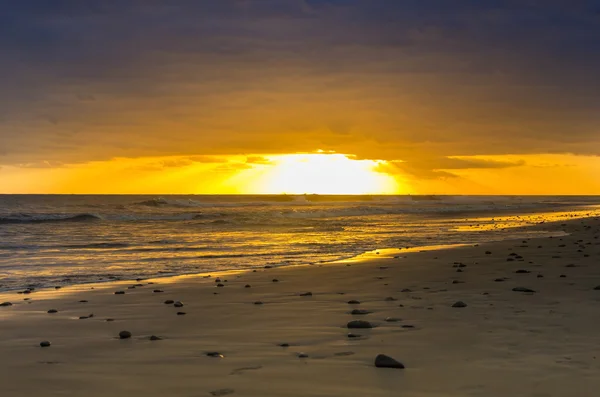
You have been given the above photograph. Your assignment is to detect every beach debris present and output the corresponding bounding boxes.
[118,330,132,339]
[209,389,235,396]
[494,278,505,282]
[176,311,186,315]
[173,301,184,307]
[402,325,415,328]
[105,318,115,322]
[384,317,401,322]
[253,301,264,305]
[164,300,174,304]
[114,291,125,295]
[206,352,224,358]
[537,274,544,278]
[347,320,373,329]
[452,301,468,308]
[299,292,312,296]
[347,300,361,304]
[272,279,279,283]
[277,343,290,347]
[149,335,162,341]
[40,341,51,347]
[297,352,309,358]
[217,283,225,287]
[515,269,531,274]
[153,289,164,293]
[0,302,13,307]
[244,284,251,288]
[374,354,405,369]
[79,300,88,303]
[560,275,567,278]
[485,251,492,254]
[512,287,536,293]
[350,309,371,315]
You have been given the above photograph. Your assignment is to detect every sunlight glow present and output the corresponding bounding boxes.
[250,154,399,194]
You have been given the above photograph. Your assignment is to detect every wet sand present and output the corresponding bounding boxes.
[1,216,600,396]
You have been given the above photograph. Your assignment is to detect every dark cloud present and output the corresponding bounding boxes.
[377,156,525,179]
[0,0,599,166]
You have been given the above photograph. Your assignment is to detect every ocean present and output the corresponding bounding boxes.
[1,195,599,292]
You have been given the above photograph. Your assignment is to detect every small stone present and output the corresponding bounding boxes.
[347,320,373,329]
[244,284,251,288]
[55,286,61,290]
[515,269,530,274]
[40,341,51,347]
[350,309,371,315]
[176,311,186,315]
[559,275,567,278]
[173,301,184,307]
[385,317,401,322]
[452,280,464,284]
[217,283,224,287]
[452,301,467,308]
[114,291,125,295]
[79,300,88,303]
[118,330,132,339]
[401,325,415,328]
[278,343,290,347]
[347,300,361,304]
[164,300,174,304]
[297,353,308,358]
[401,289,411,292]
[347,333,361,338]
[593,286,600,290]
[512,287,536,293]
[106,318,115,322]
[272,279,279,283]
[254,301,264,305]
[494,278,505,282]
[206,352,224,358]
[384,297,397,301]
[47,309,58,314]
[537,274,544,278]
[485,251,492,255]
[149,335,162,341]
[153,289,164,293]
[374,354,405,369]
[0,302,13,307]
[299,292,312,296]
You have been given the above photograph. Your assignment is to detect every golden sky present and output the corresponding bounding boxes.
[1,1,600,194]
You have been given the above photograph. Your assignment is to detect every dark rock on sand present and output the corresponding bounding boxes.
[209,389,235,396]
[515,269,531,274]
[106,318,115,322]
[119,330,132,339]
[278,343,290,347]
[217,283,225,287]
[347,300,361,304]
[494,278,505,282]
[374,354,405,369]
[47,309,58,314]
[452,301,468,308]
[272,279,279,283]
[164,300,174,304]
[244,284,251,288]
[153,289,164,293]
[206,352,224,358]
[402,325,415,328]
[149,335,162,341]
[174,301,184,307]
[347,333,361,338]
[299,292,313,296]
[40,341,51,347]
[593,285,600,290]
[297,353,309,358]
[560,275,567,278]
[401,289,412,292]
[384,297,397,301]
[176,311,186,315]
[254,301,264,305]
[114,291,125,295]
[537,274,544,278]
[347,320,373,329]
[485,251,492,255]
[452,280,464,284]
[385,317,401,322]
[1,302,13,307]
[512,287,536,293]
[79,300,88,303]
[350,309,371,315]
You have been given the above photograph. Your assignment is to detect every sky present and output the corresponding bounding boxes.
[1,0,600,194]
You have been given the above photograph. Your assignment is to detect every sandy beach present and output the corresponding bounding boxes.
[1,215,600,397]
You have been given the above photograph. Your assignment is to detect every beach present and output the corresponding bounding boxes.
[1,214,599,396]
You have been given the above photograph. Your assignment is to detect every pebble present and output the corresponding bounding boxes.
[119,331,132,339]
[512,287,536,293]
[244,284,251,288]
[0,302,13,307]
[174,301,184,308]
[347,320,373,329]
[384,297,397,301]
[594,286,600,290]
[347,300,361,304]
[297,353,308,358]
[217,283,225,287]
[515,269,531,274]
[254,301,264,305]
[384,317,401,322]
[452,301,467,308]
[149,335,162,341]
[272,279,279,283]
[114,291,125,295]
[164,300,174,304]
[79,300,88,303]
[40,341,51,348]
[350,309,371,315]
[278,343,290,347]
[374,354,405,369]
[206,352,224,358]
[299,292,312,296]
[176,311,186,315]
[153,289,164,293]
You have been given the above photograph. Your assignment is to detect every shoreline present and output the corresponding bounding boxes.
[1,213,600,396]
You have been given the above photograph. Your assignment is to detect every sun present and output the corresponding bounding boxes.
[246,153,399,194]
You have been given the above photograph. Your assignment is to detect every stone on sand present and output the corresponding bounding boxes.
[174,301,184,307]
[299,292,312,296]
[114,291,125,295]
[149,335,162,341]
[452,301,468,308]
[0,302,13,307]
[374,354,405,369]
[40,341,51,347]
[347,300,361,304]
[164,300,174,304]
[350,309,371,315]
[118,331,132,339]
[512,287,536,293]
[347,320,373,329]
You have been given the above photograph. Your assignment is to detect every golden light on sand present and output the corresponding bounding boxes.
[251,153,399,194]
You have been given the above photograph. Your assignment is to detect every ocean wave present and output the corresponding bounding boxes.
[0,213,102,225]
